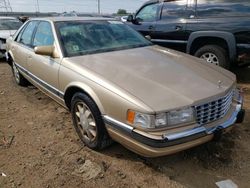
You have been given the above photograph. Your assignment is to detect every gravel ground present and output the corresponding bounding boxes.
[0,62,249,188]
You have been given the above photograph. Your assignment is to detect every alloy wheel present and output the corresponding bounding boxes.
[74,101,97,142]
[200,52,219,65]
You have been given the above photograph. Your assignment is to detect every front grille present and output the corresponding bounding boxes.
[195,90,234,125]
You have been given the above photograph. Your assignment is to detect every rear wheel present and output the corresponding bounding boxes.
[12,62,29,86]
[71,92,112,150]
[194,45,229,69]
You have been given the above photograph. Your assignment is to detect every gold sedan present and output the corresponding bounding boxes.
[6,17,245,157]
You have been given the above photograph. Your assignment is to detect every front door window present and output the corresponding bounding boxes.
[33,21,54,47]
[136,3,158,22]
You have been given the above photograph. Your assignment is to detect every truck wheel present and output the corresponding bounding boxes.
[12,62,29,86]
[71,92,112,150]
[194,45,229,69]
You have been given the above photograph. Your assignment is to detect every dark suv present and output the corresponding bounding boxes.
[126,0,250,69]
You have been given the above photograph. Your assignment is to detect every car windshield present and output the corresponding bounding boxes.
[55,20,152,57]
[0,19,23,30]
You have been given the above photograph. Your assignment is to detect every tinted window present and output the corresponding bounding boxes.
[197,0,250,17]
[19,21,38,46]
[0,19,22,30]
[136,3,159,22]
[33,22,54,46]
[55,21,152,57]
[161,0,187,19]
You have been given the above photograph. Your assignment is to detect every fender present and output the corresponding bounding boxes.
[64,81,105,114]
[186,31,237,62]
[6,51,15,66]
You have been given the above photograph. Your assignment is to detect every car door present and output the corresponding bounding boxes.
[11,21,38,69]
[152,0,191,51]
[127,2,161,37]
[27,21,61,97]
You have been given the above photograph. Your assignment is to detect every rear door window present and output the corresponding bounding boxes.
[161,0,187,19]
[17,21,38,46]
[197,0,250,17]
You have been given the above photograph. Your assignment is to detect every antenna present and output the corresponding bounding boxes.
[0,0,12,12]
[36,0,40,12]
[97,0,100,14]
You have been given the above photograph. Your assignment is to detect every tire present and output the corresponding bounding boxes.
[71,92,112,150]
[12,62,29,86]
[194,45,229,69]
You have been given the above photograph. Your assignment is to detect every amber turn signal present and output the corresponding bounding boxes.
[127,110,135,124]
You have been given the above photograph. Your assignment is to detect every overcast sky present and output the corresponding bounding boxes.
[8,0,148,14]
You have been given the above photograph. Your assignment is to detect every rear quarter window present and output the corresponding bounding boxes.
[197,0,250,17]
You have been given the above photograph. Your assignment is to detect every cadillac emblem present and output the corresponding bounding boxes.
[218,80,222,88]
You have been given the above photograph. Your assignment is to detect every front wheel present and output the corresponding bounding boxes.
[71,92,112,150]
[194,45,229,69]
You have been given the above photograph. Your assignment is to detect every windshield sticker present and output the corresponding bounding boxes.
[72,45,79,51]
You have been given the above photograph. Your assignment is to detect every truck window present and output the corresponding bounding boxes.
[197,0,250,17]
[161,0,187,19]
[136,3,159,22]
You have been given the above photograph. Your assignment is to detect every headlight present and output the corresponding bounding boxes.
[167,107,194,126]
[127,110,154,129]
[127,107,195,129]
[155,113,167,126]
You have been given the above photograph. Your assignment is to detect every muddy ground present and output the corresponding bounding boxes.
[0,62,250,188]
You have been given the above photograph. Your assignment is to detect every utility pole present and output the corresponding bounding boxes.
[98,0,100,14]
[36,0,40,12]
[0,0,12,12]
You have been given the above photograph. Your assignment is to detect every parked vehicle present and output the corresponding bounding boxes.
[0,17,23,58]
[6,17,245,157]
[126,0,250,69]
[121,16,128,22]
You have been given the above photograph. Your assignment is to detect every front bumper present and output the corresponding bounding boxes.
[104,95,244,157]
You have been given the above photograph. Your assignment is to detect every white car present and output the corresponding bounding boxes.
[0,17,23,58]
[121,16,128,22]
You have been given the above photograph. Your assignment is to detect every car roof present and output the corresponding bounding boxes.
[30,16,115,22]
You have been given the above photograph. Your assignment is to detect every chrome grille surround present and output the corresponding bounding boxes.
[195,89,234,126]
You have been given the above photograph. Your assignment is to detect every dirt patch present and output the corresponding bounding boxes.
[0,62,250,188]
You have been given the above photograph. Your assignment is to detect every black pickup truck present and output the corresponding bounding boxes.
[126,0,250,69]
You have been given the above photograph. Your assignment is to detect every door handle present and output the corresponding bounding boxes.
[148,25,154,30]
[175,26,182,31]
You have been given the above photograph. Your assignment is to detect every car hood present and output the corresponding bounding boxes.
[0,30,16,39]
[66,45,236,112]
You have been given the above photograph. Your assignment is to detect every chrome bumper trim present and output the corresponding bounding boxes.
[103,115,133,133]
[103,95,243,148]
[165,103,241,141]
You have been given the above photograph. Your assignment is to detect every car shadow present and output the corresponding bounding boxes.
[101,129,239,187]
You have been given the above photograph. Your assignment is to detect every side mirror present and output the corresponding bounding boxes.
[127,14,134,22]
[34,45,59,58]
[145,35,151,41]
